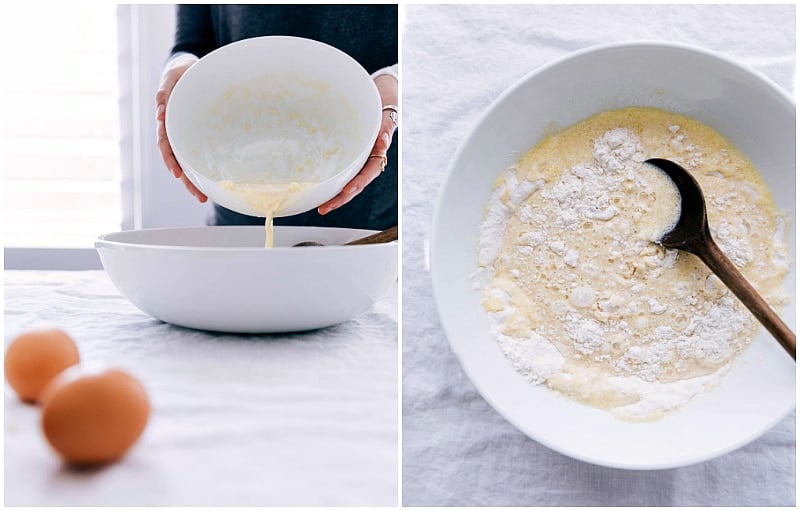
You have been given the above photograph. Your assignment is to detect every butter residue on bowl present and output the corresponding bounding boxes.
[186,75,362,247]
[474,107,790,421]
[193,75,360,184]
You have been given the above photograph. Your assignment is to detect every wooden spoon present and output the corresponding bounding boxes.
[293,225,398,247]
[645,158,795,360]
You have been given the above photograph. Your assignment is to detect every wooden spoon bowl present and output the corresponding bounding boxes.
[645,158,795,360]
[293,226,398,247]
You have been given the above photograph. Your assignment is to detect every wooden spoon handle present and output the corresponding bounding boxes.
[345,226,398,246]
[695,238,795,360]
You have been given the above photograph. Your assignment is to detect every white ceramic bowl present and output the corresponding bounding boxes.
[431,42,796,469]
[166,36,382,217]
[96,226,397,333]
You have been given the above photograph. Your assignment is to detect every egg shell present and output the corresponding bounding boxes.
[4,328,80,403]
[41,368,150,466]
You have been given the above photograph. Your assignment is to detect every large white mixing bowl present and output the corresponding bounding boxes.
[166,36,382,217]
[96,226,397,333]
[431,42,796,469]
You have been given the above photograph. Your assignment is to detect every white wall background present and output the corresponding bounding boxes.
[119,4,210,231]
[4,5,210,270]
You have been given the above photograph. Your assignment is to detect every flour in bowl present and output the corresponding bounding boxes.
[475,107,790,420]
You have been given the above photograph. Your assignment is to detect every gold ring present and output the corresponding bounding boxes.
[368,153,388,172]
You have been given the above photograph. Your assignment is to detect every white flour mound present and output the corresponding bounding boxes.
[486,286,564,384]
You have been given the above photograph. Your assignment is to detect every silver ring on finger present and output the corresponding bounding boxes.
[382,105,399,129]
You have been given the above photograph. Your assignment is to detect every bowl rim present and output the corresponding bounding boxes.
[434,39,796,261]
[165,35,383,212]
[430,40,796,470]
[453,39,796,125]
[95,225,397,253]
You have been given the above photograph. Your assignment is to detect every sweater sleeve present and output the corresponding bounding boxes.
[371,64,398,82]
[170,5,216,59]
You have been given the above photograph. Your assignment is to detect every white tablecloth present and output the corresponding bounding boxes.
[4,270,397,507]
[401,4,795,506]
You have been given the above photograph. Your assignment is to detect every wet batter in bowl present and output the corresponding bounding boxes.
[476,107,790,420]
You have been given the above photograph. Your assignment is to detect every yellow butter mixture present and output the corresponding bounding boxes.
[219,180,316,248]
[477,107,790,420]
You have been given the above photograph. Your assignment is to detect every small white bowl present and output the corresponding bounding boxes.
[166,36,382,217]
[96,226,397,333]
[431,42,796,469]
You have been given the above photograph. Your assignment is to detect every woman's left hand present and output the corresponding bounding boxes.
[318,74,398,215]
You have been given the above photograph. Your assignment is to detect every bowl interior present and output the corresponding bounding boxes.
[166,36,382,217]
[431,42,796,469]
[98,226,380,249]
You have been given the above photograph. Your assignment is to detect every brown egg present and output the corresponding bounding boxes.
[5,328,80,403]
[40,368,150,466]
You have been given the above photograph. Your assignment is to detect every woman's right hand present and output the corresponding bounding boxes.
[155,54,208,203]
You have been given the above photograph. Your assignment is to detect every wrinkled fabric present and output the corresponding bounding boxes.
[4,271,397,507]
[401,4,795,507]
